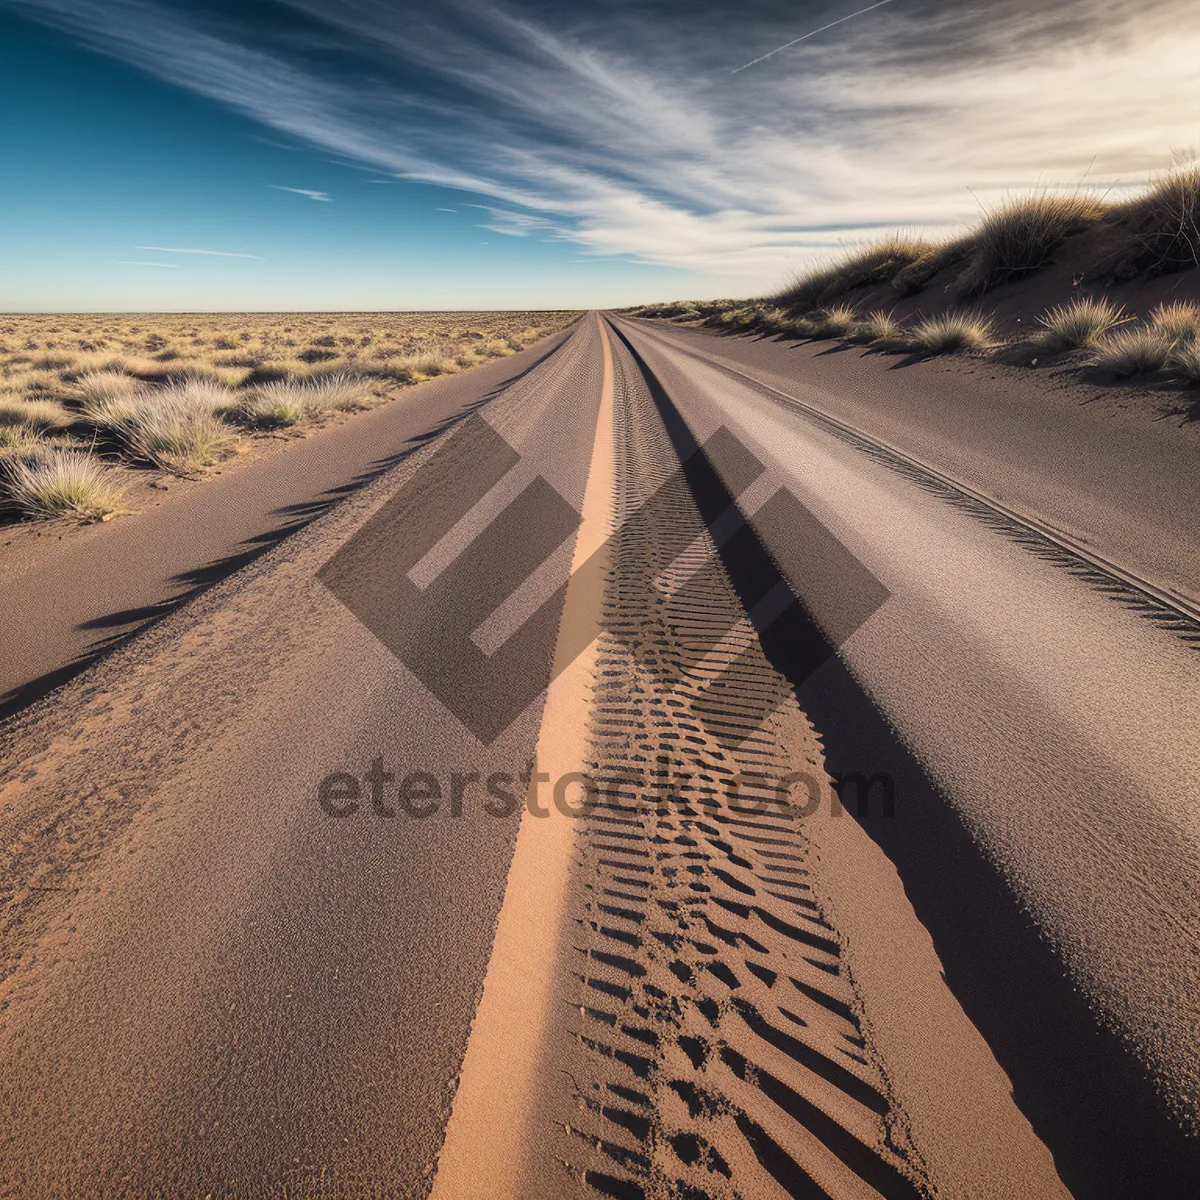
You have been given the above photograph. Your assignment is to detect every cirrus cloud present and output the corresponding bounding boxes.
[6,0,1199,293]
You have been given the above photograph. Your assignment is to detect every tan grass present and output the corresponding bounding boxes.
[773,236,934,310]
[0,313,575,486]
[1035,296,1127,349]
[74,370,145,427]
[958,192,1107,295]
[0,448,123,520]
[1091,326,1174,376]
[0,425,43,453]
[1167,341,1200,384]
[813,304,859,338]
[0,395,71,432]
[850,310,905,345]
[117,379,239,474]
[909,312,997,354]
[1147,301,1200,346]
[239,372,376,426]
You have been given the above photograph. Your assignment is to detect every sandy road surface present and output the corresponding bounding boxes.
[0,313,1196,1198]
[0,321,603,1195]
[607,316,1200,1198]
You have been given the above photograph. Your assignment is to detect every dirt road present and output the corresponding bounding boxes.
[0,315,1196,1198]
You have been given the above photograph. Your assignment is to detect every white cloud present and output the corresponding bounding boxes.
[9,0,1200,292]
[136,245,262,258]
[270,186,331,201]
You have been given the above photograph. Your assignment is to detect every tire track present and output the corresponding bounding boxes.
[553,340,929,1200]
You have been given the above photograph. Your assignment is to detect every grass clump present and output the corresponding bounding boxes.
[239,372,375,427]
[303,371,376,412]
[773,237,933,310]
[117,380,239,474]
[1090,326,1174,376]
[909,312,997,355]
[406,354,459,378]
[809,304,858,339]
[239,388,307,427]
[1167,341,1200,385]
[0,448,123,520]
[1110,164,1200,278]
[1147,301,1200,347]
[0,425,42,453]
[959,192,1106,295]
[74,370,144,428]
[849,310,904,346]
[1035,296,1126,349]
[0,394,71,432]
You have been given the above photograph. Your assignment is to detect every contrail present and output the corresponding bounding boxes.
[731,0,899,73]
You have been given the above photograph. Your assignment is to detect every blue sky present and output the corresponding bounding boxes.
[1,0,1197,311]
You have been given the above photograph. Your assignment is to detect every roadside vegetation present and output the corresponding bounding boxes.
[0,311,574,521]
[626,163,1200,388]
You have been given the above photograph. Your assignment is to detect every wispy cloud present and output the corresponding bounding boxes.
[270,185,331,201]
[116,260,180,268]
[9,0,1199,290]
[136,245,262,258]
[435,207,458,213]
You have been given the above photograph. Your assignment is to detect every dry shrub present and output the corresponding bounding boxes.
[773,236,934,310]
[1109,164,1200,277]
[909,312,996,354]
[1035,296,1126,349]
[0,448,123,520]
[1091,326,1174,376]
[957,192,1107,295]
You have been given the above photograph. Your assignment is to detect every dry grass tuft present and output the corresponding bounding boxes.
[117,380,239,475]
[74,370,145,428]
[0,448,123,520]
[0,395,71,432]
[849,310,905,345]
[909,312,997,355]
[239,372,376,427]
[809,304,858,338]
[1091,326,1174,376]
[1035,296,1127,349]
[0,425,42,453]
[304,372,377,412]
[1167,341,1200,384]
[1147,300,1200,346]
[958,192,1106,295]
[773,236,934,310]
[1109,164,1200,277]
